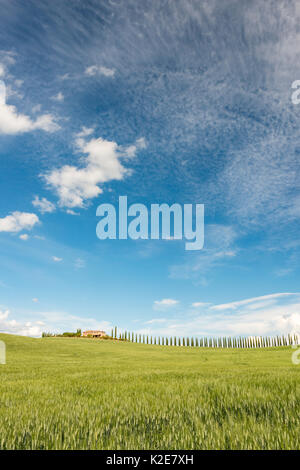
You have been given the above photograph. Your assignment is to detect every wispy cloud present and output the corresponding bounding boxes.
[153,299,179,311]
[32,196,55,214]
[191,302,211,308]
[85,65,115,77]
[145,318,167,325]
[143,293,300,338]
[51,91,64,102]
[210,293,298,311]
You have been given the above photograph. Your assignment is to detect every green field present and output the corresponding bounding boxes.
[0,333,299,450]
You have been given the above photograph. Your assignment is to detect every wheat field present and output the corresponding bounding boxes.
[0,333,299,450]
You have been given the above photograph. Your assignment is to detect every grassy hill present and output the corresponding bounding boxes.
[0,333,299,450]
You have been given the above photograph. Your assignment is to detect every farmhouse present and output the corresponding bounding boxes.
[82,330,106,338]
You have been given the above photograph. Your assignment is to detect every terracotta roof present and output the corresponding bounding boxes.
[83,330,106,334]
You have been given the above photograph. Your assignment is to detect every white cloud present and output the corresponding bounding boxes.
[153,299,179,310]
[145,318,167,324]
[19,234,29,241]
[44,135,145,208]
[210,293,298,311]
[37,311,113,336]
[142,293,300,338]
[32,196,56,214]
[0,309,45,337]
[66,209,79,216]
[76,126,94,138]
[52,256,62,262]
[32,298,39,303]
[0,305,113,338]
[0,211,39,233]
[85,65,115,77]
[0,63,5,77]
[0,80,60,134]
[51,92,64,102]
[191,302,210,308]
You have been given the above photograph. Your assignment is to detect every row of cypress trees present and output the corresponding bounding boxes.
[110,327,299,348]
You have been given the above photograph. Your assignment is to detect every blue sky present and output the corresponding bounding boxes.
[0,0,300,338]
